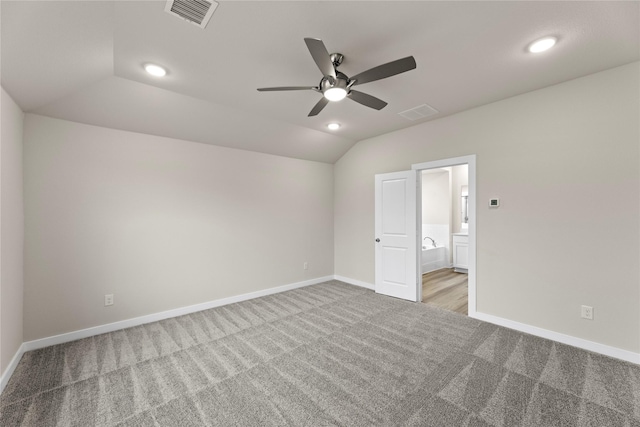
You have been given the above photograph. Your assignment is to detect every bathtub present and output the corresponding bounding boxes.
[421,245,447,273]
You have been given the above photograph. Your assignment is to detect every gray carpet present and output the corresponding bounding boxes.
[1,281,639,426]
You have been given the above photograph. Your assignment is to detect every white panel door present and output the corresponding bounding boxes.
[375,170,418,301]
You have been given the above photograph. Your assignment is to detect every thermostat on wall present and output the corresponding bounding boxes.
[489,198,500,208]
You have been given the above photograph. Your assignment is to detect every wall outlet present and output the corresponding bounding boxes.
[105,294,114,306]
[581,305,593,320]
[303,262,308,270]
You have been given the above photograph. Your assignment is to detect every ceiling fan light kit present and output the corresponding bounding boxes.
[324,88,347,101]
[257,37,416,117]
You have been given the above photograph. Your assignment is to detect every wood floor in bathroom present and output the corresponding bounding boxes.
[421,268,468,315]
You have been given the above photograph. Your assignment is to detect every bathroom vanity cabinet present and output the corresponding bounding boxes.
[452,234,468,273]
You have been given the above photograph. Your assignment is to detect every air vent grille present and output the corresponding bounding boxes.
[165,0,218,29]
[398,103,439,121]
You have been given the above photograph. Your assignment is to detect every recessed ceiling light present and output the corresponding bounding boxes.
[527,37,557,53]
[144,64,167,77]
[327,123,341,130]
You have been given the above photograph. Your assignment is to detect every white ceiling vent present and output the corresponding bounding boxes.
[398,103,439,121]
[165,0,218,29]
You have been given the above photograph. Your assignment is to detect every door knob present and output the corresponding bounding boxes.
[375,238,380,242]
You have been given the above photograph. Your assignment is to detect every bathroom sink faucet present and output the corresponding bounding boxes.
[423,237,436,247]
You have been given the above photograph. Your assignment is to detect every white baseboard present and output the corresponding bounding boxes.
[471,311,640,365]
[3,275,335,393]
[332,275,639,365]
[1,343,26,394]
[333,275,375,290]
[5,276,637,395]
[22,275,334,354]
[2,274,368,394]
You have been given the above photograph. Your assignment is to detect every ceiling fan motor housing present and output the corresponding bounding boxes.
[320,72,349,95]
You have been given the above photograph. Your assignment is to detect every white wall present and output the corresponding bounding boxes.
[334,62,640,353]
[1,88,24,375]
[23,115,334,341]
[421,170,450,225]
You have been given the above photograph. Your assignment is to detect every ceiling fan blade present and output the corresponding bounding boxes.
[308,97,329,116]
[304,38,336,78]
[257,86,317,92]
[350,56,416,86]
[348,90,388,110]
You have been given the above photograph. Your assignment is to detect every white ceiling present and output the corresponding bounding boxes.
[2,1,638,164]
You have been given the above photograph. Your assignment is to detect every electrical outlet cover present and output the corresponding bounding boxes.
[105,294,114,306]
[581,305,593,320]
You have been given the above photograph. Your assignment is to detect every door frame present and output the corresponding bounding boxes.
[412,155,476,316]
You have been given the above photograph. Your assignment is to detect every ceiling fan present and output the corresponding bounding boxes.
[257,38,417,117]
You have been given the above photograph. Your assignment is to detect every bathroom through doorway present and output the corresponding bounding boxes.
[414,156,475,316]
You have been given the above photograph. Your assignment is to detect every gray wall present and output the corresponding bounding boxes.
[334,62,640,353]
[1,88,24,375]
[11,62,640,359]
[23,115,334,341]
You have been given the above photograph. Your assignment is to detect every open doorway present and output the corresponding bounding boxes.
[419,165,469,314]
[413,155,476,316]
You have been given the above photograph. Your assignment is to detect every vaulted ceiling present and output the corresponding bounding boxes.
[2,1,638,163]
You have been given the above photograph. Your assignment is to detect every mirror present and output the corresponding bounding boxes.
[461,185,469,224]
